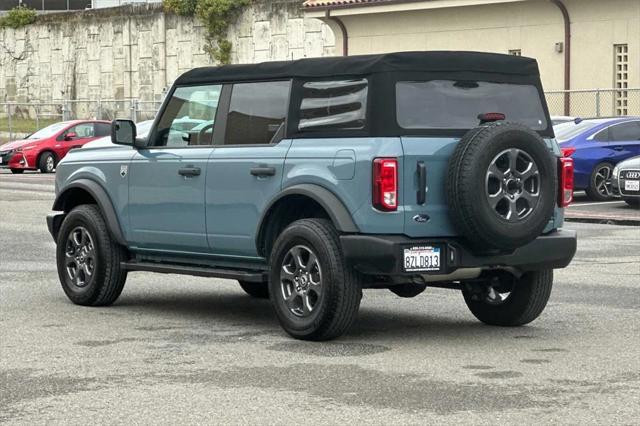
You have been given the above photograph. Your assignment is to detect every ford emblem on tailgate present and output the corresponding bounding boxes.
[413,214,430,223]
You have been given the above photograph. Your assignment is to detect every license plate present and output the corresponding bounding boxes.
[403,246,441,272]
[625,180,640,191]
[0,157,3,164]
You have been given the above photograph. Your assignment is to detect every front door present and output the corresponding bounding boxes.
[206,80,292,258]
[128,84,221,253]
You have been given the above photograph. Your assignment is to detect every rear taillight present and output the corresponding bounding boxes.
[558,157,574,207]
[561,146,576,157]
[373,158,398,211]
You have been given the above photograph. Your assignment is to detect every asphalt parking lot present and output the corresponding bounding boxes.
[1,170,639,424]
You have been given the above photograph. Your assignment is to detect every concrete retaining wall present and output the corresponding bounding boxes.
[0,1,335,104]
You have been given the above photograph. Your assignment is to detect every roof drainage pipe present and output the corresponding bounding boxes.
[325,10,349,56]
[550,0,571,116]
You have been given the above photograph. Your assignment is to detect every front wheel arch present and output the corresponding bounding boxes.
[53,179,127,246]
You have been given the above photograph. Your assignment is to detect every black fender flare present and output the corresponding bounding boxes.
[256,184,359,253]
[52,179,127,246]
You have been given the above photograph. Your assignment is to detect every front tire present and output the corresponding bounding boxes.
[238,280,269,299]
[585,162,614,201]
[38,151,56,173]
[56,204,128,306]
[462,270,553,326]
[269,219,362,341]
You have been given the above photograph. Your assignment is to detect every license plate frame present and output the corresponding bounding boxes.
[402,245,443,273]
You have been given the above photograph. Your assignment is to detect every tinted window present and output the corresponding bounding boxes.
[396,80,547,130]
[610,121,640,141]
[298,79,368,131]
[95,123,111,137]
[155,84,221,147]
[224,81,290,145]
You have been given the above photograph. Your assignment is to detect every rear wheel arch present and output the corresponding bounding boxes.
[256,185,358,258]
[53,179,127,246]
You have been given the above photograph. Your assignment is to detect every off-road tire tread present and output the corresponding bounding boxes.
[463,269,553,326]
[57,204,127,306]
[269,218,362,341]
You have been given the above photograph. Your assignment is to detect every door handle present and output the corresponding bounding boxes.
[417,161,427,205]
[178,166,201,177]
[250,166,276,177]
[612,146,624,151]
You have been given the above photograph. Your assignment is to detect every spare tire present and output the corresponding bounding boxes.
[446,122,556,252]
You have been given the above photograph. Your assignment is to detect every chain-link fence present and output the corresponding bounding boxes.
[2,89,639,141]
[545,88,640,118]
[0,99,163,141]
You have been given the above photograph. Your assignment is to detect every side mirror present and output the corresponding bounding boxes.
[64,132,77,141]
[111,119,136,146]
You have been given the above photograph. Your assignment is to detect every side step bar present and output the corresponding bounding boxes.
[121,262,268,283]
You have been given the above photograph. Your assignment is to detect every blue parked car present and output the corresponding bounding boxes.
[47,52,577,340]
[555,117,640,201]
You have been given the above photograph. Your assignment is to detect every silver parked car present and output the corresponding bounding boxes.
[612,156,640,207]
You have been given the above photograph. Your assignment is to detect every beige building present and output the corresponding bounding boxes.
[304,0,640,116]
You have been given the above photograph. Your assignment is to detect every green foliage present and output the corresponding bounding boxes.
[0,5,37,29]
[163,0,250,65]
[163,0,198,16]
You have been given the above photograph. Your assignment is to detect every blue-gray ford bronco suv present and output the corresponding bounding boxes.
[48,51,577,341]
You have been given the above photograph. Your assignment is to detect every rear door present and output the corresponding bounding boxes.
[206,80,291,258]
[128,84,221,253]
[607,120,640,162]
[395,80,550,237]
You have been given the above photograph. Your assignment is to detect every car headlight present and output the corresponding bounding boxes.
[612,166,619,179]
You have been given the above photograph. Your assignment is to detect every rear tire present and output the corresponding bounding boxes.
[462,270,553,326]
[10,169,24,174]
[56,204,128,306]
[38,151,56,173]
[268,218,362,341]
[585,162,614,201]
[238,280,269,299]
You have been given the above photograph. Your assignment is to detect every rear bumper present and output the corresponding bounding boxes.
[340,229,577,275]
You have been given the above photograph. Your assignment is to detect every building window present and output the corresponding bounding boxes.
[614,44,628,116]
[508,49,522,56]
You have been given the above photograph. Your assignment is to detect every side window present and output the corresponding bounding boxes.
[224,81,290,145]
[65,123,95,139]
[94,123,111,137]
[593,128,610,142]
[609,122,640,141]
[154,84,221,147]
[298,79,368,131]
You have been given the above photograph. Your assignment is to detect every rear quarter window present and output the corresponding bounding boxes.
[396,80,547,131]
[298,79,368,131]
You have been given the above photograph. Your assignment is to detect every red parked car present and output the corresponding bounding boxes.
[0,120,111,174]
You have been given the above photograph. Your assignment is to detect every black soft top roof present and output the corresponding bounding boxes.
[175,51,540,85]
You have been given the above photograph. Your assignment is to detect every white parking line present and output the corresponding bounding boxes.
[571,200,626,207]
